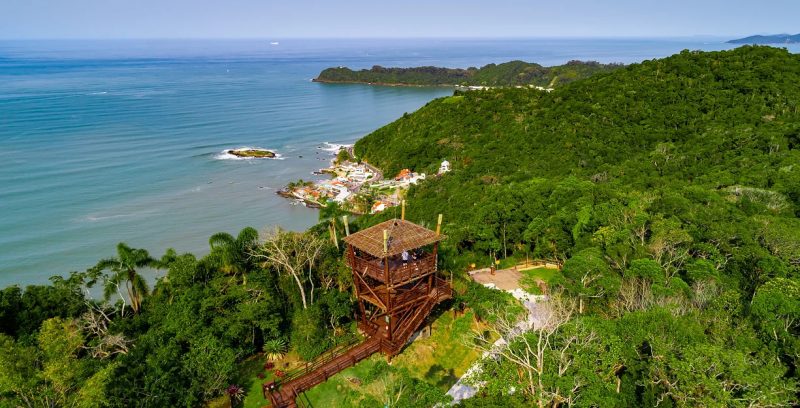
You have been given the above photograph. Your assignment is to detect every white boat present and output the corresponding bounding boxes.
[270,41,279,46]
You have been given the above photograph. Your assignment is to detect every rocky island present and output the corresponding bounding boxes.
[224,147,276,158]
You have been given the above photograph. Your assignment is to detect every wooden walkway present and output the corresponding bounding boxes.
[264,279,452,407]
[264,338,381,408]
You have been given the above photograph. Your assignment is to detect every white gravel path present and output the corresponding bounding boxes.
[445,285,547,404]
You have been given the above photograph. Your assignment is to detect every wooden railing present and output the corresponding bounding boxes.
[390,254,436,285]
[279,336,361,384]
[350,255,385,281]
[348,253,437,285]
[392,297,434,348]
[267,337,381,407]
[431,277,453,302]
[393,284,428,308]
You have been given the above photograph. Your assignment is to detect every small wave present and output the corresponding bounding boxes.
[88,91,108,95]
[84,213,138,222]
[214,146,284,160]
[318,142,352,153]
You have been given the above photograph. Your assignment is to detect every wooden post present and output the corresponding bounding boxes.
[331,220,339,249]
[401,200,406,220]
[383,229,388,253]
[343,215,350,236]
[436,214,443,236]
[349,245,368,330]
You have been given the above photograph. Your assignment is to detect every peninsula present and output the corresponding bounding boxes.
[728,33,800,44]
[278,146,439,214]
[314,60,622,88]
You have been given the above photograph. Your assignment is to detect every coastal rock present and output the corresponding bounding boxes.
[225,148,276,158]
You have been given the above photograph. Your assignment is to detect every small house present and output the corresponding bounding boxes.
[438,160,451,174]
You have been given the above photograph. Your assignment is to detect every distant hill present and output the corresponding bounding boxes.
[314,60,623,88]
[728,33,800,44]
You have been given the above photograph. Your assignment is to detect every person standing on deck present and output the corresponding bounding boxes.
[401,250,409,265]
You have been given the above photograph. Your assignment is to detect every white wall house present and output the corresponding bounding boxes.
[439,160,451,174]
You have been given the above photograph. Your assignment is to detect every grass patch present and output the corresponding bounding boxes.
[442,95,465,104]
[209,351,310,408]
[520,267,562,294]
[391,308,480,388]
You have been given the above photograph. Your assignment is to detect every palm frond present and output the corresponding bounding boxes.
[209,232,235,249]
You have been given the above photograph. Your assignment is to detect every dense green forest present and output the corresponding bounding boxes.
[315,60,622,88]
[356,46,800,406]
[2,46,800,407]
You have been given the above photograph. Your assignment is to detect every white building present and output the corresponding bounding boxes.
[439,160,451,174]
[371,201,387,214]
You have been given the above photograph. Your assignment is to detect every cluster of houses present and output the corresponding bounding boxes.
[280,155,452,214]
[455,85,553,92]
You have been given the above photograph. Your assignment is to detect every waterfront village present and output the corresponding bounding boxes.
[278,147,451,214]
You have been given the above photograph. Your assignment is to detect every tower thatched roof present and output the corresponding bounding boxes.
[343,219,444,258]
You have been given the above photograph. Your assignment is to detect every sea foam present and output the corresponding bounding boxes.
[318,142,352,154]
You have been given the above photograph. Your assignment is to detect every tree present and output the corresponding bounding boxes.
[318,201,346,249]
[290,305,329,360]
[92,243,158,314]
[208,227,259,280]
[252,228,325,309]
[0,286,22,337]
[647,217,691,278]
[0,317,116,408]
[182,333,237,401]
[561,248,620,313]
[751,278,800,368]
[471,295,588,407]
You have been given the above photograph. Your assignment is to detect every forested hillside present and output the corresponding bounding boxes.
[355,46,800,406]
[1,46,799,407]
[315,60,622,88]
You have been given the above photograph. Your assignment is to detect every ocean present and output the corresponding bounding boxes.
[2,38,798,287]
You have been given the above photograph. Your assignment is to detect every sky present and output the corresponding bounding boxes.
[0,0,798,39]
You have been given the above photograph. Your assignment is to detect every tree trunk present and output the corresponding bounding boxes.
[502,222,507,259]
[289,268,308,309]
[126,278,138,313]
[308,263,315,306]
[331,220,339,249]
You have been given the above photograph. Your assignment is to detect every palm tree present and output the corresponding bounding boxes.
[318,201,346,249]
[263,338,288,361]
[208,227,259,279]
[93,243,157,314]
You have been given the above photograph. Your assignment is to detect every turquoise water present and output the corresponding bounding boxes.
[2,38,798,287]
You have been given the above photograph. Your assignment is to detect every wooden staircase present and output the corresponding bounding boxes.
[265,278,452,407]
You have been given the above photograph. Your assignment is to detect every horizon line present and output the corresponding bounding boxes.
[0,34,742,42]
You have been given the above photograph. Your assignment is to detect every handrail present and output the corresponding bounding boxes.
[279,336,361,384]
[349,253,436,284]
[270,337,382,407]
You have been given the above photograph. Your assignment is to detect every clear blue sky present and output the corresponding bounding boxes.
[1,0,798,39]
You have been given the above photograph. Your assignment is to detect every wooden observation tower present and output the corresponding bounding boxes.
[344,217,452,357]
[264,215,452,407]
